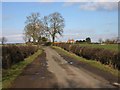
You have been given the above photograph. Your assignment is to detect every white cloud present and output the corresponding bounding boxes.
[79,2,118,11]
[2,0,119,12]
[2,34,24,43]
[5,34,23,38]
[63,2,118,11]
[56,28,118,42]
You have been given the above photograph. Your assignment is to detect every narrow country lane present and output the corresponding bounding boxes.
[12,47,116,88]
[12,51,58,88]
[44,47,115,88]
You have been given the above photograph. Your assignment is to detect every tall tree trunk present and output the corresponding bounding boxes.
[2,41,3,45]
[28,38,31,42]
[52,36,55,44]
[33,38,36,44]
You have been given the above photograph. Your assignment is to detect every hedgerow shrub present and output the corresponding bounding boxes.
[113,52,120,69]
[54,43,120,70]
[62,43,70,51]
[2,45,38,69]
[45,42,52,46]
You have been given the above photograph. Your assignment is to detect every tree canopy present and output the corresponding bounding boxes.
[24,12,65,44]
[0,37,7,45]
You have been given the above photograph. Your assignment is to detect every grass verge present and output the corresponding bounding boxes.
[52,46,120,77]
[2,49,42,88]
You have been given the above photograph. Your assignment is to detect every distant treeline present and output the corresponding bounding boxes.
[76,37,91,44]
[75,37,120,44]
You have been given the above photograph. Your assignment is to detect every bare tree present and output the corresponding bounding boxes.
[23,32,31,43]
[49,12,65,43]
[24,12,65,44]
[42,16,50,38]
[0,37,7,45]
[105,39,113,44]
[24,13,43,44]
[114,37,120,44]
[98,38,103,44]
[86,37,91,43]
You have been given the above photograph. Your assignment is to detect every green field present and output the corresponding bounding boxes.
[76,44,118,51]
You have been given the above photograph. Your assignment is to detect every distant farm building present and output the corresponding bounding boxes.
[54,42,60,44]
[67,39,75,43]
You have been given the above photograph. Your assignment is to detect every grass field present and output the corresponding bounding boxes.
[76,44,118,51]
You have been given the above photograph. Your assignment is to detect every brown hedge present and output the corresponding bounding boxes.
[54,43,120,70]
[2,45,38,69]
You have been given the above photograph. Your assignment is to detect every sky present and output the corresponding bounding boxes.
[1,0,118,43]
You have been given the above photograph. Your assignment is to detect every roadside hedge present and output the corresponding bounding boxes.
[2,45,38,69]
[54,43,120,70]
